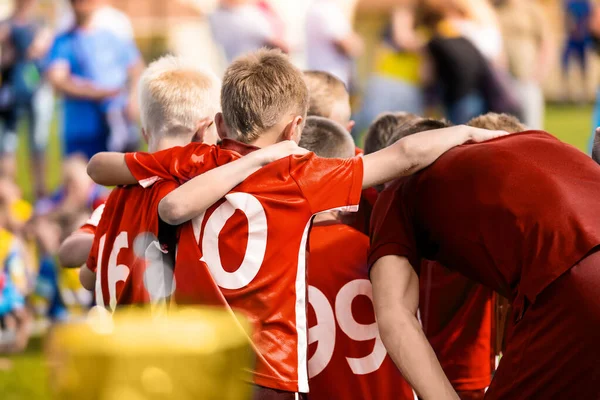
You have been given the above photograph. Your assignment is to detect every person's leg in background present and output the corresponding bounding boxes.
[30,82,54,199]
[513,79,544,130]
[0,108,19,179]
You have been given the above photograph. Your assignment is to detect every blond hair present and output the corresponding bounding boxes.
[139,55,221,139]
[299,116,355,159]
[467,113,526,133]
[221,48,309,143]
[303,70,350,124]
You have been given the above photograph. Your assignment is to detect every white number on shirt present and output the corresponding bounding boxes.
[96,232,130,312]
[308,279,387,378]
[195,192,268,290]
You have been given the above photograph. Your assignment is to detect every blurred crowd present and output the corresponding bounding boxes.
[0,0,598,354]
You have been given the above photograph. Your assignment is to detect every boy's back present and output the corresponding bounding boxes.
[307,222,414,400]
[126,139,363,393]
[86,181,177,311]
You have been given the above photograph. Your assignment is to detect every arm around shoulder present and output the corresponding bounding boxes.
[87,152,136,186]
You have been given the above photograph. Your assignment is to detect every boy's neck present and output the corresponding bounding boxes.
[247,128,289,149]
[152,137,193,152]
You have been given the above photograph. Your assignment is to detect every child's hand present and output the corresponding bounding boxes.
[257,141,310,165]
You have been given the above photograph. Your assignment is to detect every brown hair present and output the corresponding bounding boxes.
[363,112,422,154]
[221,48,309,143]
[467,113,526,133]
[303,71,350,123]
[299,116,355,159]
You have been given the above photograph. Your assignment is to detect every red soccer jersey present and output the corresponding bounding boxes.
[124,139,364,393]
[307,223,414,400]
[369,130,600,306]
[419,260,493,391]
[86,182,178,311]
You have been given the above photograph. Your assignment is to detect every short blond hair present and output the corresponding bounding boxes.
[299,116,355,159]
[139,55,221,139]
[467,113,526,133]
[221,49,309,143]
[303,70,350,124]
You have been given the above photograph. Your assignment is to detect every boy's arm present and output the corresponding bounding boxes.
[371,255,459,400]
[87,152,136,186]
[158,141,309,225]
[362,125,508,188]
[58,232,94,268]
[79,265,96,291]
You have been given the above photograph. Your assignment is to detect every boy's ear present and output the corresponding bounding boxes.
[215,113,229,140]
[283,116,304,142]
[347,120,356,133]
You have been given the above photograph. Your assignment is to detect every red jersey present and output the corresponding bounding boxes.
[125,139,364,393]
[369,130,600,306]
[86,181,177,311]
[419,260,493,391]
[307,223,413,400]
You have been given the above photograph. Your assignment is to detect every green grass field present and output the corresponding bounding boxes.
[3,103,596,399]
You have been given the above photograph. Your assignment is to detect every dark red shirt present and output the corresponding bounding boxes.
[369,131,600,303]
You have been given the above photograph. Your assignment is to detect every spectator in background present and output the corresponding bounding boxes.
[305,0,363,87]
[209,0,288,64]
[446,0,504,64]
[497,0,552,129]
[421,1,490,124]
[354,1,424,136]
[46,0,143,160]
[562,0,592,102]
[0,0,54,199]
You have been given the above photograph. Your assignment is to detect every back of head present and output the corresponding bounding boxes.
[364,112,422,154]
[139,55,221,143]
[467,113,526,133]
[299,116,355,159]
[303,70,351,125]
[222,48,309,143]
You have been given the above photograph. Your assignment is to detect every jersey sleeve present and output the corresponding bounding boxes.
[289,154,363,215]
[124,143,215,187]
[368,181,420,273]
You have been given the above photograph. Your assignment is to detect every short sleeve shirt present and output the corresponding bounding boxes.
[124,139,364,392]
[307,223,414,400]
[46,29,140,140]
[86,182,177,312]
[369,131,600,303]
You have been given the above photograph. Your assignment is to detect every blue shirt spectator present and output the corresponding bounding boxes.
[46,25,142,159]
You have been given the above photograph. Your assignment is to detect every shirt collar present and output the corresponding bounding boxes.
[219,138,261,156]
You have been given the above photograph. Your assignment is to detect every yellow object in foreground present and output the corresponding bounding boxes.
[48,307,254,400]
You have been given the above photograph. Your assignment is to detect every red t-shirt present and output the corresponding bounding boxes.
[86,182,178,311]
[419,260,493,391]
[125,139,364,393]
[307,223,414,400]
[369,130,600,304]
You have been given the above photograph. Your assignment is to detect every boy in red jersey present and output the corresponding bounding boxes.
[303,70,376,234]
[299,116,414,400]
[87,49,505,398]
[366,113,495,400]
[369,117,600,400]
[81,55,301,310]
